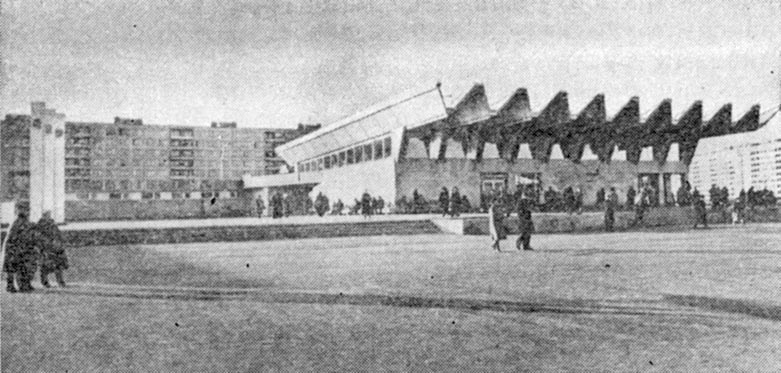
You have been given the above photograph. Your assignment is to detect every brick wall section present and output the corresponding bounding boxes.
[61,220,442,247]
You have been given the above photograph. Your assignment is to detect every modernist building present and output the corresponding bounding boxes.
[244,82,768,209]
[1,103,319,220]
[689,110,781,198]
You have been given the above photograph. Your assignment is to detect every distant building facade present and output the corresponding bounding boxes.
[1,106,319,220]
[690,112,781,198]
[244,83,769,210]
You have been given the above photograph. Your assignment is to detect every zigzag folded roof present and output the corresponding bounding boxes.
[276,82,767,166]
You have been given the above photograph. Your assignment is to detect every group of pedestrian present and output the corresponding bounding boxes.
[438,187,462,218]
[3,211,68,293]
[488,194,535,252]
[268,192,293,219]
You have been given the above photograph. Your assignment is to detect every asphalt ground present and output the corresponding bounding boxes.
[2,223,780,371]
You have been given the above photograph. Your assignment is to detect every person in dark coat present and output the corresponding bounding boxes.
[270,192,283,219]
[3,212,37,293]
[332,199,344,215]
[361,191,372,218]
[625,186,636,210]
[562,186,575,214]
[314,192,329,217]
[36,211,68,287]
[515,195,535,251]
[595,188,606,209]
[438,187,450,216]
[604,187,619,232]
[693,195,708,228]
[449,187,461,218]
[376,197,385,215]
[460,195,471,213]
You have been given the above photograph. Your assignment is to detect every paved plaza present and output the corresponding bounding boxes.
[2,224,780,371]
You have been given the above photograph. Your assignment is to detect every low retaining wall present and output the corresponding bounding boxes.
[460,206,760,235]
[61,220,442,247]
[65,199,253,221]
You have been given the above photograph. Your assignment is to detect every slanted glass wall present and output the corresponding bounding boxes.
[298,136,392,173]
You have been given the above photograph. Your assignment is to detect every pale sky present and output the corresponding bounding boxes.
[1,0,779,128]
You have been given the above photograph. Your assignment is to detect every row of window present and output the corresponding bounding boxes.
[65,178,242,192]
[298,137,391,173]
[69,191,239,201]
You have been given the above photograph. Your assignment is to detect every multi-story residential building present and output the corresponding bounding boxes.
[689,110,780,198]
[0,115,32,203]
[2,107,320,219]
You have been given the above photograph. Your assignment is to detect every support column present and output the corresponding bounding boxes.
[29,119,44,222]
[53,117,66,223]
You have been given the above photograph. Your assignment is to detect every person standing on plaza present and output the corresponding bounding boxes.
[562,186,575,214]
[270,192,281,219]
[693,194,708,228]
[488,197,507,252]
[255,198,265,218]
[36,211,68,288]
[449,187,461,218]
[631,187,647,227]
[438,187,449,216]
[575,187,583,214]
[595,188,606,209]
[314,192,329,217]
[376,196,385,215]
[604,187,619,232]
[283,193,293,217]
[625,186,636,211]
[3,212,37,293]
[361,191,372,219]
[333,199,344,215]
[515,194,534,251]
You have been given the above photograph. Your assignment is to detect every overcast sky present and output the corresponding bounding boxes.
[1,0,779,128]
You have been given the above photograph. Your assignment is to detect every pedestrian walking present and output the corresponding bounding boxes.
[488,199,506,252]
[604,187,618,232]
[515,195,534,251]
[449,187,461,218]
[438,187,449,216]
[693,195,708,228]
[35,211,68,287]
[361,191,372,218]
[3,212,37,293]
[631,188,647,227]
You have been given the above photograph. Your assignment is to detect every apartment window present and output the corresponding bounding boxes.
[383,137,392,158]
[374,140,383,159]
[338,151,346,167]
[347,149,354,164]
[324,156,331,169]
[364,144,373,161]
[355,146,363,162]
[331,154,338,168]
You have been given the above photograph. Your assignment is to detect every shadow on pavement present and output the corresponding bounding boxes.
[664,294,781,322]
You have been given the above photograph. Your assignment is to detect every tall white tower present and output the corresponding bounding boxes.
[29,102,66,223]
